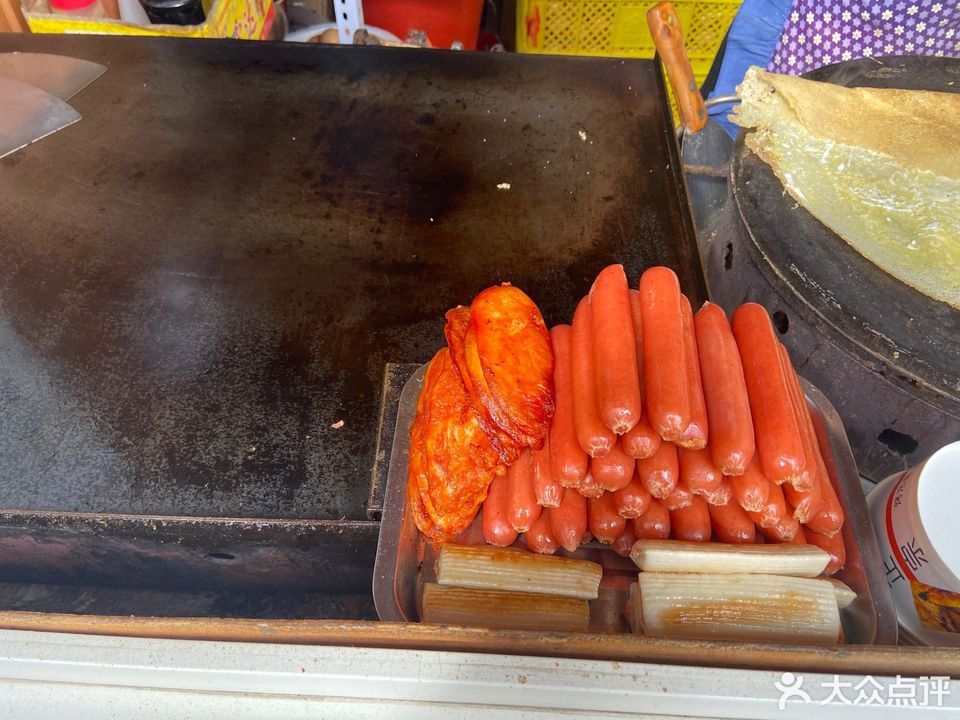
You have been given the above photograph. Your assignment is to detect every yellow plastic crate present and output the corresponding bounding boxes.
[517,0,741,119]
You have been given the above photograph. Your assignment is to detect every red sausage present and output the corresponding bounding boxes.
[550,487,588,552]
[747,480,788,530]
[507,449,542,534]
[781,350,845,538]
[778,340,823,530]
[731,303,806,485]
[571,298,616,457]
[678,447,723,495]
[729,455,771,513]
[631,499,671,539]
[702,477,733,507]
[778,344,815,492]
[590,265,642,434]
[637,439,679,499]
[784,467,823,523]
[663,479,694,511]
[591,441,635,492]
[639,266,690,441]
[677,295,708,449]
[621,416,662,459]
[708,495,756,543]
[670,495,711,541]
[761,515,801,543]
[613,468,653,518]
[549,325,589,489]
[694,302,755,475]
[588,491,627,544]
[782,523,808,545]
[482,474,519,547]
[804,465,845,538]
[622,291,662,460]
[576,470,604,499]
[532,434,561,509]
[524,510,560,555]
[805,527,846,575]
[612,525,639,557]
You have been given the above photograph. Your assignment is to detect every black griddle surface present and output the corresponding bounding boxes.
[0,35,702,521]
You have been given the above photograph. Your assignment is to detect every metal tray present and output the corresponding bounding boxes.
[373,364,897,645]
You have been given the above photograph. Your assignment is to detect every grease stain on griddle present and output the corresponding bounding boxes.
[0,34,700,524]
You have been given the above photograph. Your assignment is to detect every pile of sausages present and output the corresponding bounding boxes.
[480,265,847,575]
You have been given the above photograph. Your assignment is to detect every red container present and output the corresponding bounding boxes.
[363,0,483,50]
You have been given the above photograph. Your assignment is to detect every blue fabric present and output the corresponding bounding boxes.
[708,0,794,137]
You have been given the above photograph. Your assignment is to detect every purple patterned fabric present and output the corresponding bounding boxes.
[769,0,960,74]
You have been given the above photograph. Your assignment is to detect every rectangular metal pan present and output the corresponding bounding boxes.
[373,364,897,645]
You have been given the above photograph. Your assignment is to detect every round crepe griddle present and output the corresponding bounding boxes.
[730,56,960,413]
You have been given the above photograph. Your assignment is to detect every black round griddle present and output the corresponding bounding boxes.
[708,56,960,481]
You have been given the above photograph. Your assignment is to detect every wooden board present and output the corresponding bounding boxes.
[1,613,957,678]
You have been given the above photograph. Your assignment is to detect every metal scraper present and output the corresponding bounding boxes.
[0,76,81,161]
[0,52,106,101]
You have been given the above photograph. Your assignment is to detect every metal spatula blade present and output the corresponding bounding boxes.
[0,76,81,161]
[0,52,107,101]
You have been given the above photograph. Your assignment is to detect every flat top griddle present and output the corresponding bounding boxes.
[732,56,960,412]
[0,35,702,522]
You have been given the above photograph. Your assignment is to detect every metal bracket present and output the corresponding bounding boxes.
[333,0,364,45]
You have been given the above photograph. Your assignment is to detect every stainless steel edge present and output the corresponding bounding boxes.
[803,378,899,645]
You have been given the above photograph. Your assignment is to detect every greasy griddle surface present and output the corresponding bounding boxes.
[0,35,702,520]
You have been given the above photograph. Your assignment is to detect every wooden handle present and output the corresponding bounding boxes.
[646,1,707,133]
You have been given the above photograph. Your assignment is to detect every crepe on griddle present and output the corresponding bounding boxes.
[731,66,960,309]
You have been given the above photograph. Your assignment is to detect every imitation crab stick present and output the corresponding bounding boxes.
[694,302,755,475]
[571,298,616,458]
[590,264,643,435]
[678,295,708,449]
[630,540,828,576]
[732,303,806,485]
[436,545,602,599]
[639,267,689,441]
[548,325,589,489]
[421,584,589,632]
